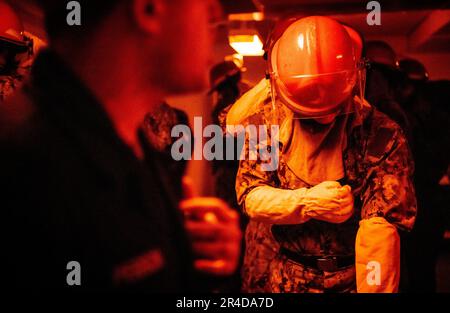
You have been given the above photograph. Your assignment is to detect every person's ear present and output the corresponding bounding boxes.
[132,0,165,35]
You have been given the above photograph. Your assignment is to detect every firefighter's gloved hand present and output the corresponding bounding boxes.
[355,217,400,293]
[302,181,354,223]
[245,186,311,224]
[180,177,242,276]
[244,181,352,225]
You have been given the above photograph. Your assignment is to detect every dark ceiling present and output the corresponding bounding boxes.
[221,0,449,15]
[11,0,450,53]
[220,0,450,53]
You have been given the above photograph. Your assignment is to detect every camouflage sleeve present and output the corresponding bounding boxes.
[235,114,280,215]
[360,117,417,232]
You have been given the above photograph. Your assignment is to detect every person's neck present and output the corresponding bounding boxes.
[100,85,162,160]
[54,41,163,160]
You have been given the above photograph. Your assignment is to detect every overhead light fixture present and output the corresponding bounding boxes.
[225,54,246,71]
[228,12,264,22]
[229,29,265,56]
[227,11,265,57]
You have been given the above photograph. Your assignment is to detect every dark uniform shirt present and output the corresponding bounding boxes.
[0,50,195,291]
[235,97,417,292]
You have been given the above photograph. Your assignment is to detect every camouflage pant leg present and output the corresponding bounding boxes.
[269,255,357,293]
[241,221,279,293]
[241,220,357,293]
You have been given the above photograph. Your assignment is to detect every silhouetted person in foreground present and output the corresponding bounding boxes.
[1,0,241,291]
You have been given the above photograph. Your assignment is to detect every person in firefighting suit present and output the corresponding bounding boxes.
[231,16,417,293]
[0,1,32,102]
[1,0,241,291]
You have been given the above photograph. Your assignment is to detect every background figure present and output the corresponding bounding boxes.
[365,40,413,144]
[143,102,234,292]
[142,102,191,202]
[419,79,450,292]
[210,56,251,213]
[398,57,450,291]
[367,40,450,292]
[0,1,32,102]
[209,56,251,292]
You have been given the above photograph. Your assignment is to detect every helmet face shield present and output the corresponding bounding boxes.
[272,69,360,117]
[265,16,366,120]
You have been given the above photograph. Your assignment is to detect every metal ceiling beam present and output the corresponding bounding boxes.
[254,0,450,16]
[408,9,450,51]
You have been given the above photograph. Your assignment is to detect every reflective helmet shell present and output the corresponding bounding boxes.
[270,16,358,116]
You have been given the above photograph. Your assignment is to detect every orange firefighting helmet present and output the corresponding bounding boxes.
[0,1,27,50]
[268,16,363,117]
[343,25,363,61]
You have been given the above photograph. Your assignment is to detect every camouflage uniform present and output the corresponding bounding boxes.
[141,102,190,201]
[236,99,417,293]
